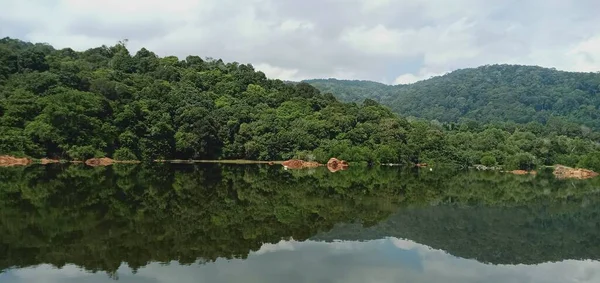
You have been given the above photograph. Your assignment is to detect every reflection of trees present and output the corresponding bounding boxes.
[314,200,600,265]
[0,164,405,274]
[0,164,599,275]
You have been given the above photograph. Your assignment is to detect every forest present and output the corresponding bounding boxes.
[0,164,598,275]
[1,38,600,170]
[306,65,600,129]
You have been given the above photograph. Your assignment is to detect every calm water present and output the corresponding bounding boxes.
[0,164,599,282]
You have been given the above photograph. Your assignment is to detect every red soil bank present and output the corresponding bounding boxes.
[0,155,31,167]
[40,158,60,165]
[85,157,115,166]
[282,159,322,169]
[327,158,349,172]
[553,165,598,179]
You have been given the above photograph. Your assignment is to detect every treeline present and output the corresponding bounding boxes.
[307,65,600,130]
[391,65,600,129]
[421,119,600,170]
[0,164,598,274]
[0,37,415,163]
[1,38,599,169]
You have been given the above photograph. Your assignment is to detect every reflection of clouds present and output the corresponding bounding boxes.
[253,239,296,255]
[390,237,432,251]
[3,238,600,283]
[7,265,119,283]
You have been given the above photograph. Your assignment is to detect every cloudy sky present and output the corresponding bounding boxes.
[1,0,600,84]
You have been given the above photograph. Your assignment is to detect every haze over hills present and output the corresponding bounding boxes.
[306,65,600,130]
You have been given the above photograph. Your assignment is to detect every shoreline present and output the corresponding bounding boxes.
[154,159,284,164]
[0,156,288,167]
[0,156,350,172]
[0,155,597,179]
[0,156,591,169]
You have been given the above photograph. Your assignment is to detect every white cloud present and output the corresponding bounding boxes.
[340,18,480,76]
[279,19,315,32]
[1,0,600,83]
[394,73,425,84]
[340,24,406,56]
[255,63,304,81]
[421,18,480,65]
[394,71,444,84]
[565,36,600,72]
[361,0,393,12]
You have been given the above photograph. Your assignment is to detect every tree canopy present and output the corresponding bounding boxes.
[307,65,600,130]
[0,37,413,163]
[1,38,600,169]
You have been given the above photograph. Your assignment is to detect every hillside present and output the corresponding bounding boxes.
[0,37,415,163]
[1,38,599,169]
[305,79,390,103]
[306,65,600,129]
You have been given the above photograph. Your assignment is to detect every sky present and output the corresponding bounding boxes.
[4,238,600,283]
[1,0,600,84]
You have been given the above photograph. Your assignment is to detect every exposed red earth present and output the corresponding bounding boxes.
[0,156,31,167]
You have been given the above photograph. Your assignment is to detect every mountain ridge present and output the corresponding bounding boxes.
[305,64,598,86]
[306,64,600,129]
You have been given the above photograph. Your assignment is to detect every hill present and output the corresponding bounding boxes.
[306,65,600,129]
[304,79,390,103]
[0,37,418,164]
[1,38,599,169]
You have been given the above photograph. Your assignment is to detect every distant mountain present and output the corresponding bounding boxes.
[306,65,600,129]
[303,79,390,103]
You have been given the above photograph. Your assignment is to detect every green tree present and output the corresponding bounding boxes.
[480,155,497,167]
[578,151,600,171]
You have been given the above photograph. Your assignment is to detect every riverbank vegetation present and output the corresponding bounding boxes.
[1,38,599,170]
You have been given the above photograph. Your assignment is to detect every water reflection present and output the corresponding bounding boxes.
[0,164,599,282]
[4,238,600,283]
[315,204,600,264]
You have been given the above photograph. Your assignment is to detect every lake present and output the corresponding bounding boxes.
[0,164,599,282]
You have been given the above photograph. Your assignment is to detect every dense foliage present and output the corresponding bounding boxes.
[427,120,600,170]
[306,66,600,169]
[307,65,600,129]
[1,38,600,169]
[0,164,599,275]
[305,78,391,104]
[304,79,391,103]
[0,37,423,163]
